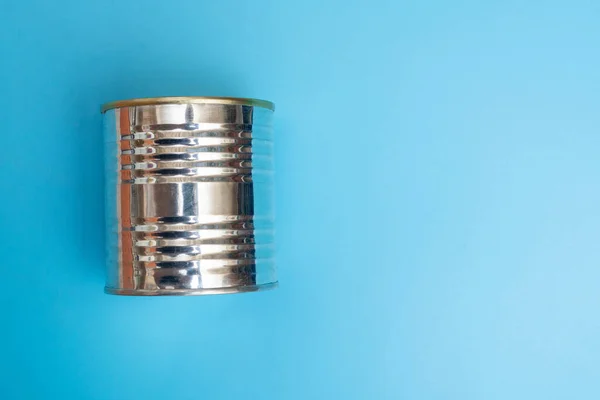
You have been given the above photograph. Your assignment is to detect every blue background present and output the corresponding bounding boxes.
[1,0,599,398]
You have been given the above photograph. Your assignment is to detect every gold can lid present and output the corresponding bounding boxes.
[101,96,275,113]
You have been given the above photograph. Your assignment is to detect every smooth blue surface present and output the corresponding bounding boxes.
[1,0,599,398]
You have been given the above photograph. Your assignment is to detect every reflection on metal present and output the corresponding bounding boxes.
[102,97,277,296]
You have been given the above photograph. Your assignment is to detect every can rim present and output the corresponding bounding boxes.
[101,96,275,113]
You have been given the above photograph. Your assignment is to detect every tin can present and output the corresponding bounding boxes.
[102,97,277,296]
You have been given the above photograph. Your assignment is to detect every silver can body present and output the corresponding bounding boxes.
[102,97,276,295]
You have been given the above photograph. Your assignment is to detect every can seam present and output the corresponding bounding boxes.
[101,96,275,113]
[104,282,278,296]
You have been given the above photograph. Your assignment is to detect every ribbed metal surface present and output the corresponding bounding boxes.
[103,100,276,295]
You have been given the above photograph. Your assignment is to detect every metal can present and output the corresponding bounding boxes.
[102,97,277,296]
